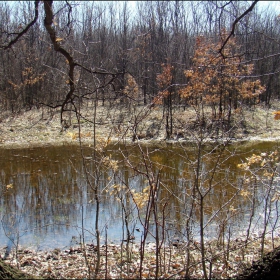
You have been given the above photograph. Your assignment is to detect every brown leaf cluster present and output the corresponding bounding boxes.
[179,36,265,105]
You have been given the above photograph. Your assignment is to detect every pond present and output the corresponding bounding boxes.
[0,141,279,251]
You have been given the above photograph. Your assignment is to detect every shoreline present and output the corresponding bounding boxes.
[1,103,280,149]
[1,135,280,150]
[1,106,280,278]
[1,230,280,279]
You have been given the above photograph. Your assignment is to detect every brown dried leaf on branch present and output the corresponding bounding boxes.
[273,111,280,120]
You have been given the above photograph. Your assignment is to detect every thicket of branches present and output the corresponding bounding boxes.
[0,1,280,117]
[2,2,280,279]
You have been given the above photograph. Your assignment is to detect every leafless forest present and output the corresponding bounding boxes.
[1,1,279,123]
[1,1,280,279]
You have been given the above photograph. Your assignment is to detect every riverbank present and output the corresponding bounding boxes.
[1,232,280,279]
[1,102,280,149]
[1,103,280,279]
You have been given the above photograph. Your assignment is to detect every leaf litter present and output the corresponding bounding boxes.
[1,233,280,279]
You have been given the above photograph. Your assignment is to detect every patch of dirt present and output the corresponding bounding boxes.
[236,246,280,280]
[0,258,37,279]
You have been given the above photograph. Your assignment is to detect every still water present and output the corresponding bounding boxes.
[0,141,279,250]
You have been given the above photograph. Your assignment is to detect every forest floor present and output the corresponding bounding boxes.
[1,102,280,279]
[1,101,280,149]
[1,234,280,279]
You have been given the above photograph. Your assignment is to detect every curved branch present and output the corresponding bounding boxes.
[219,0,259,57]
[2,1,40,50]
[43,0,76,124]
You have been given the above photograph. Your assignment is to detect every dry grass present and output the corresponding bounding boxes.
[1,102,280,149]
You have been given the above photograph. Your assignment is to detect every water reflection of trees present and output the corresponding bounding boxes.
[0,143,278,248]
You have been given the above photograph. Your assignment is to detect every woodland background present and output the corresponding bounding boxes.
[2,2,280,279]
[0,1,280,121]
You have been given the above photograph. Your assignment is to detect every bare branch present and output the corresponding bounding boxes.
[1,1,40,50]
[219,0,259,57]
[43,0,76,123]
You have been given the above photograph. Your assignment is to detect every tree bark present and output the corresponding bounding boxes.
[43,0,76,125]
